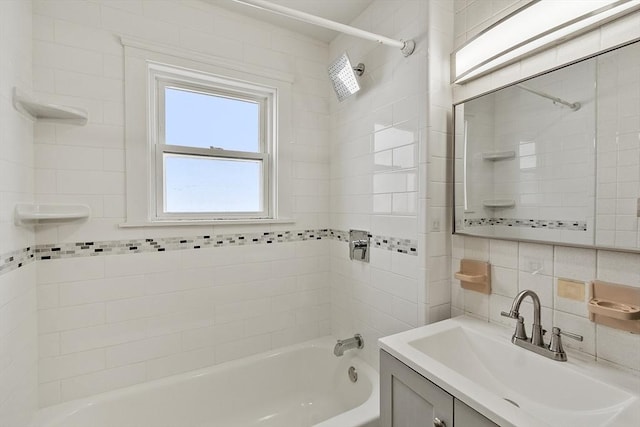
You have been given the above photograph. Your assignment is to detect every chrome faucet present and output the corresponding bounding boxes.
[501,290,582,361]
[334,334,364,356]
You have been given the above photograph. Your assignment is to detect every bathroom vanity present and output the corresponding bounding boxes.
[379,316,640,427]
[380,349,497,427]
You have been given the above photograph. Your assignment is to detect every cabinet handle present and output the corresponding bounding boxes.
[433,417,446,427]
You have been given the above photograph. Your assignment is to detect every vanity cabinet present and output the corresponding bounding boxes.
[380,350,498,427]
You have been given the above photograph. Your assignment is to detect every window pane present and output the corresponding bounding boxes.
[164,87,260,152]
[164,154,262,213]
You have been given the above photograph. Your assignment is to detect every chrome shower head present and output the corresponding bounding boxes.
[328,53,365,102]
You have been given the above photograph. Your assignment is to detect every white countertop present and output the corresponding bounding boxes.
[379,316,640,427]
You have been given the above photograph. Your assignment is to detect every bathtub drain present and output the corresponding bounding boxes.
[348,366,358,383]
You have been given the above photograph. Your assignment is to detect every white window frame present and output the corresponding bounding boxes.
[122,36,294,227]
[151,70,273,220]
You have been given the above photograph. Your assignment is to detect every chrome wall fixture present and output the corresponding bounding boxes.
[349,229,370,262]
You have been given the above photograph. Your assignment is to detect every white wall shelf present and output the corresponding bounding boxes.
[15,204,90,226]
[12,87,88,125]
[482,199,515,208]
[482,151,515,161]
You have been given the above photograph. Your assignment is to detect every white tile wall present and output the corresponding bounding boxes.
[596,43,640,250]
[328,0,425,368]
[453,236,640,370]
[36,241,331,406]
[32,0,331,241]
[452,4,640,372]
[31,0,333,407]
[0,1,38,425]
[328,0,454,369]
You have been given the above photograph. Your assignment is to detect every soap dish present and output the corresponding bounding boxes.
[588,280,640,333]
[588,299,640,320]
[455,259,491,294]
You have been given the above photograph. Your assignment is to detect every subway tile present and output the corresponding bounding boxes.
[489,239,518,269]
[38,303,105,334]
[38,382,60,408]
[553,311,596,356]
[101,5,180,46]
[36,257,104,285]
[596,250,640,286]
[34,0,102,27]
[214,335,270,365]
[554,246,596,282]
[492,266,518,298]
[59,275,146,306]
[59,318,147,354]
[39,349,105,383]
[106,333,181,368]
[518,242,554,276]
[146,308,214,338]
[60,363,146,401]
[34,41,103,76]
[596,325,640,371]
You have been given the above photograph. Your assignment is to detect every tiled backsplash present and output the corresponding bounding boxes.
[452,235,640,372]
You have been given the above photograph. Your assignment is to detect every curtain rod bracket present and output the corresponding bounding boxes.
[401,40,416,57]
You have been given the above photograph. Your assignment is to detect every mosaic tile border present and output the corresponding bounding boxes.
[0,229,418,276]
[329,230,417,255]
[35,229,329,260]
[0,247,35,275]
[464,218,587,231]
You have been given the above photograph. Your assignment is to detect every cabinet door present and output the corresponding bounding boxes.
[380,350,453,427]
[454,399,499,427]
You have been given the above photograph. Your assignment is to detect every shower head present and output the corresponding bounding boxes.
[328,53,365,102]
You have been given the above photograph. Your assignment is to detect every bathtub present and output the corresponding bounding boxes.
[31,337,379,427]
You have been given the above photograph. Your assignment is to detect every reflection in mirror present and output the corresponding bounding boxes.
[454,40,640,251]
[595,44,640,250]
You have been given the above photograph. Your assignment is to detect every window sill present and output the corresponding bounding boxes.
[119,218,296,228]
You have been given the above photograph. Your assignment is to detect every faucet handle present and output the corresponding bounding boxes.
[549,327,583,355]
[500,310,519,319]
[553,327,583,342]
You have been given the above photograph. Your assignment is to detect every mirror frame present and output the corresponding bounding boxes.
[452,38,640,253]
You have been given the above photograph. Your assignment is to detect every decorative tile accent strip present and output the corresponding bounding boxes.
[0,247,35,275]
[35,229,331,260]
[464,218,587,231]
[34,229,418,261]
[329,230,417,255]
[371,235,418,254]
[0,229,418,276]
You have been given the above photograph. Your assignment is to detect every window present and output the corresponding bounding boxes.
[154,74,272,219]
[122,38,293,226]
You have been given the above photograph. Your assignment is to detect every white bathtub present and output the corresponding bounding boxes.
[31,337,379,427]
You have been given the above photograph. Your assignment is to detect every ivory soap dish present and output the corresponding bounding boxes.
[455,259,491,294]
[588,280,640,333]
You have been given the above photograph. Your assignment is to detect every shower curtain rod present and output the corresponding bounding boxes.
[516,84,581,111]
[230,0,416,56]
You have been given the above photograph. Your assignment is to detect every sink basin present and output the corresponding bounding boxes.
[379,316,640,427]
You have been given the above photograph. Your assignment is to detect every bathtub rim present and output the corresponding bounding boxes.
[30,335,379,427]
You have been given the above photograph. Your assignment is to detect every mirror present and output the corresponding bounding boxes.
[454,40,640,251]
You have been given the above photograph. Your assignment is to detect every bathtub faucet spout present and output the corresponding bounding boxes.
[334,334,364,357]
